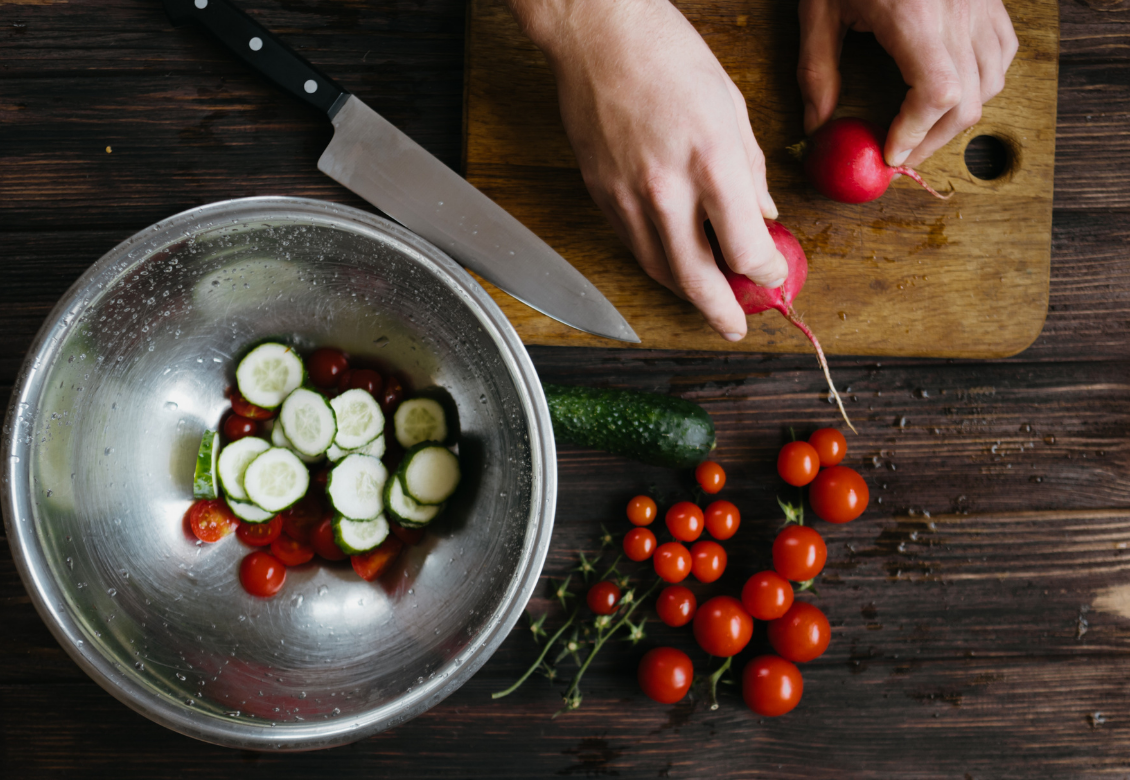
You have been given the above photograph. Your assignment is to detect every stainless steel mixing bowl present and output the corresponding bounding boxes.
[1,197,556,750]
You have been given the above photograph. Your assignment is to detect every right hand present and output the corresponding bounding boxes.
[508,0,788,342]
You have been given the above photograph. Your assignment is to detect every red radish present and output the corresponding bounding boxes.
[789,117,951,204]
[711,219,855,432]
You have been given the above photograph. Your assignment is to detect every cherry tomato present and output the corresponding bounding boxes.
[236,515,283,547]
[656,585,696,627]
[187,499,239,543]
[586,581,621,615]
[694,460,726,494]
[772,525,827,582]
[270,534,315,567]
[342,368,383,398]
[690,540,727,583]
[230,390,275,420]
[222,413,259,442]
[808,427,847,467]
[623,527,657,561]
[352,536,404,581]
[767,601,831,663]
[308,347,350,389]
[278,495,323,544]
[626,495,657,526]
[809,465,869,524]
[310,467,330,495]
[638,647,694,704]
[239,551,286,598]
[693,596,753,657]
[380,375,404,414]
[665,501,704,542]
[777,441,820,487]
[390,522,425,546]
[653,542,692,583]
[741,571,794,621]
[742,655,803,717]
[310,517,347,561]
[704,500,740,540]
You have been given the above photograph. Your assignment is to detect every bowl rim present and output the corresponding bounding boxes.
[1,196,557,750]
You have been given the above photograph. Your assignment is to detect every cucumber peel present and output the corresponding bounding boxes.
[193,430,220,500]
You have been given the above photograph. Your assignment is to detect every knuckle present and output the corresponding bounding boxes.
[958,101,983,129]
[986,72,1006,99]
[640,172,678,214]
[923,74,963,111]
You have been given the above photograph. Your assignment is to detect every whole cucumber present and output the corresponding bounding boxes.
[542,383,715,469]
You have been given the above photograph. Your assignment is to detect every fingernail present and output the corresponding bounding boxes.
[765,196,779,221]
[763,276,786,289]
[891,149,910,166]
[723,332,744,342]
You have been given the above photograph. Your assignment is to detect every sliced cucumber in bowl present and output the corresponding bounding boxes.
[393,398,447,448]
[193,430,220,500]
[398,443,460,505]
[217,436,271,502]
[243,447,311,513]
[279,388,336,457]
[332,513,390,554]
[327,453,388,521]
[330,389,384,450]
[384,472,443,527]
[226,497,274,523]
[235,342,305,409]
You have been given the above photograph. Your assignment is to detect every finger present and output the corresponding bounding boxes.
[597,187,678,293]
[700,168,788,288]
[728,81,778,220]
[902,46,982,168]
[875,13,964,166]
[995,4,1019,73]
[797,0,846,134]
[646,194,749,340]
[974,26,1005,103]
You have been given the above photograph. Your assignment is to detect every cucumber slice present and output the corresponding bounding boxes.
[329,389,384,450]
[217,436,270,502]
[226,497,274,523]
[384,471,443,526]
[279,388,336,456]
[243,447,310,513]
[193,430,220,500]
[326,453,387,521]
[398,443,460,505]
[327,435,385,463]
[236,343,304,409]
[393,398,447,449]
[271,412,325,464]
[332,513,390,554]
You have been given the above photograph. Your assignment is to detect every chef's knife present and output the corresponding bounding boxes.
[162,0,639,343]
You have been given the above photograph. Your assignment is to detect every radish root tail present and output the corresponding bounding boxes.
[783,305,857,434]
[892,167,954,200]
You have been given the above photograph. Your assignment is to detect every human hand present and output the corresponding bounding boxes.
[507,0,788,342]
[797,0,1018,168]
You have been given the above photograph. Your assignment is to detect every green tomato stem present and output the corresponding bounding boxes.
[706,656,733,711]
[492,607,579,700]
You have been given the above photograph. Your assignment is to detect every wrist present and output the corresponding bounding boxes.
[505,0,654,63]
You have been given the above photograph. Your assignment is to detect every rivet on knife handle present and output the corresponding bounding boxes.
[162,0,350,118]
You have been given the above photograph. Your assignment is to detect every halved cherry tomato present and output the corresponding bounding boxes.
[278,495,323,544]
[343,368,383,398]
[742,655,803,717]
[694,460,726,494]
[656,585,696,627]
[310,517,347,561]
[808,428,847,467]
[390,522,425,546]
[352,536,404,581]
[236,515,283,547]
[270,534,315,567]
[308,347,349,389]
[626,495,657,526]
[777,441,820,487]
[690,539,727,583]
[380,376,404,414]
[222,413,259,442]
[772,525,827,582]
[586,581,621,615]
[239,551,286,598]
[230,390,276,421]
[693,595,753,657]
[809,466,869,524]
[704,500,740,540]
[653,542,692,583]
[623,527,657,561]
[742,570,794,621]
[767,601,831,663]
[187,499,240,543]
[638,647,693,704]
[665,501,704,542]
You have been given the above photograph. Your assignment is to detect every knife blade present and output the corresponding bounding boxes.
[162,0,639,344]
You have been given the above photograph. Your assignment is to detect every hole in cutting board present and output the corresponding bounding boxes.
[964,135,1011,181]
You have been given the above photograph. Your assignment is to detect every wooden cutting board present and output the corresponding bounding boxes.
[463,0,1057,357]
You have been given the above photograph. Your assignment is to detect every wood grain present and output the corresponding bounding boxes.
[464,0,1059,357]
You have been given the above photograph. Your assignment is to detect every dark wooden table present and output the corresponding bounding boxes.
[3,1,1129,777]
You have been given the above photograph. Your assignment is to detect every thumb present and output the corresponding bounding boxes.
[797,0,845,135]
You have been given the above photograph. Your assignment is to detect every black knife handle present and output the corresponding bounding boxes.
[163,0,349,118]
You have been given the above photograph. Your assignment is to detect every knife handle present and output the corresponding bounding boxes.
[163,0,349,118]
